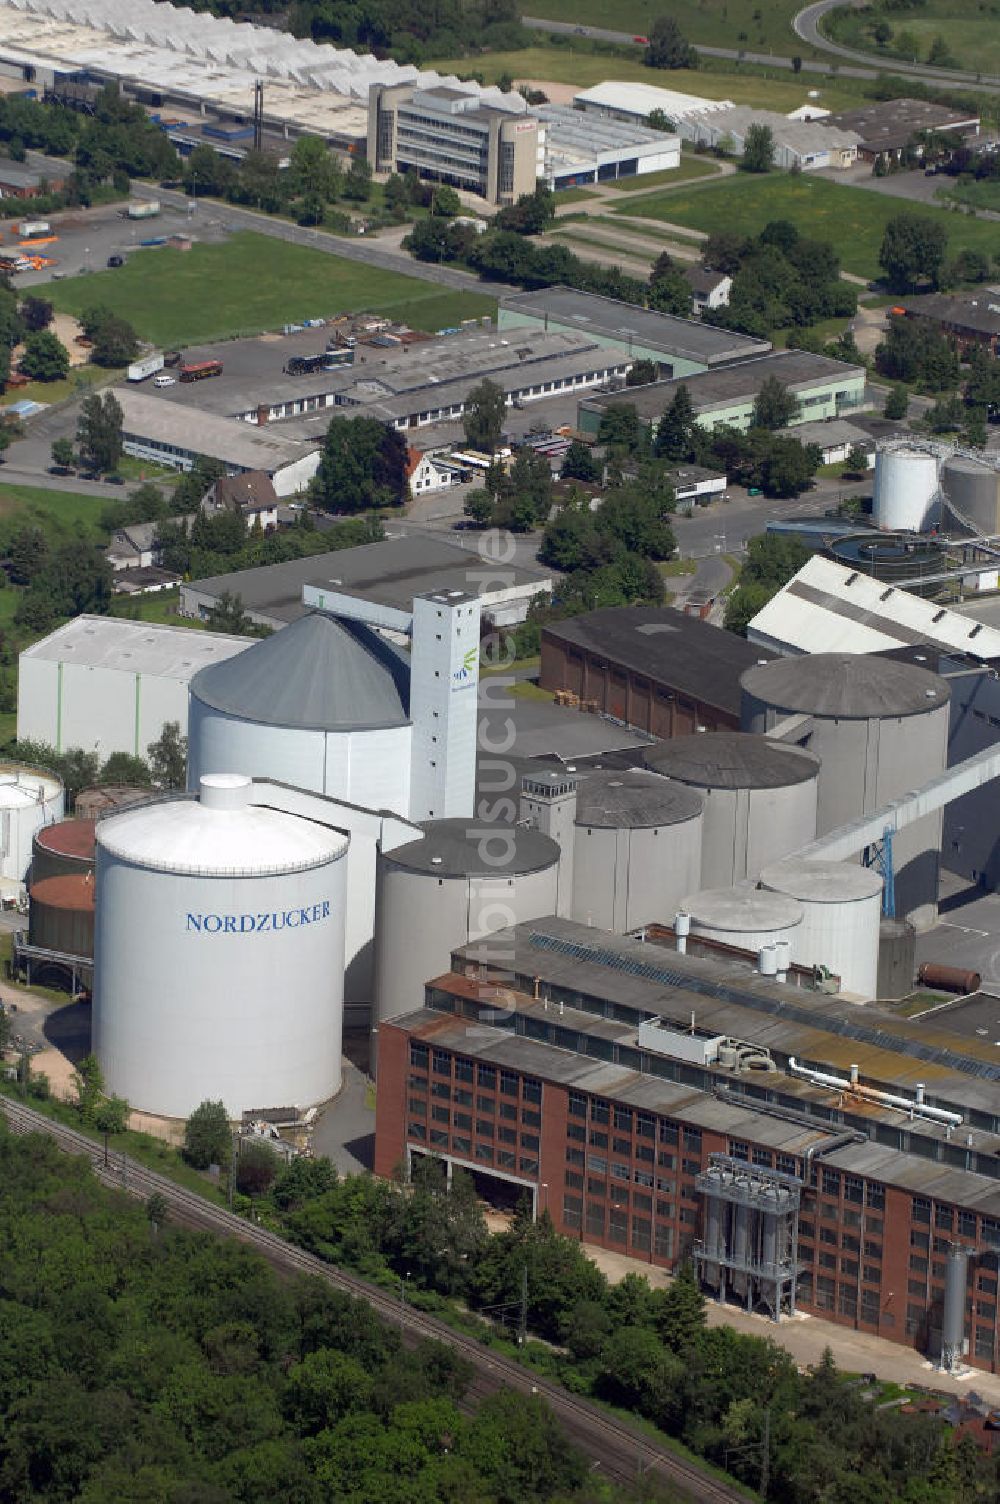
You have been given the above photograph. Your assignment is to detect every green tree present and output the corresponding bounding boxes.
[648,250,692,316]
[234,1138,280,1197]
[72,1052,105,1125]
[342,154,372,203]
[560,440,600,482]
[431,184,462,217]
[289,134,341,201]
[20,294,53,332]
[145,1191,168,1234]
[646,15,698,69]
[310,414,409,511]
[844,442,870,477]
[99,751,152,785]
[50,436,75,470]
[655,1260,707,1354]
[94,1095,130,1135]
[647,107,675,131]
[597,402,641,452]
[752,376,798,429]
[654,383,695,460]
[183,1099,231,1169]
[742,122,775,173]
[77,391,123,473]
[626,357,659,387]
[462,378,506,453]
[205,590,256,635]
[879,211,948,292]
[20,329,69,381]
[147,720,187,789]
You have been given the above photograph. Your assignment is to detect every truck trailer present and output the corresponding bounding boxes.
[126,201,160,220]
[127,353,166,383]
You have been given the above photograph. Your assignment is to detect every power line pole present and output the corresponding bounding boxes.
[518,1266,528,1347]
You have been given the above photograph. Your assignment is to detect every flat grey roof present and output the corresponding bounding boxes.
[645,731,819,789]
[898,294,1000,338]
[826,98,981,149]
[500,287,771,366]
[579,350,866,421]
[184,535,551,625]
[741,651,950,719]
[117,389,314,470]
[21,614,251,678]
[572,768,703,829]
[384,818,560,877]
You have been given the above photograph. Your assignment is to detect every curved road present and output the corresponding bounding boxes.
[0,1095,747,1504]
[793,0,1000,89]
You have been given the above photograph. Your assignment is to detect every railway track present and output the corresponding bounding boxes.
[0,1097,749,1504]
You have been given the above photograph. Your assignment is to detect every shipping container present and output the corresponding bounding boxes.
[127,200,160,219]
[18,220,49,238]
[127,353,165,383]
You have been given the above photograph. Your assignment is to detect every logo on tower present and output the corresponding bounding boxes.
[452,646,478,685]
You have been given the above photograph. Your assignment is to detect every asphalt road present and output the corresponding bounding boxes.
[793,0,1000,91]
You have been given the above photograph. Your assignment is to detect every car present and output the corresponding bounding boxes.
[634,34,649,43]
[107,254,124,268]
[154,374,176,388]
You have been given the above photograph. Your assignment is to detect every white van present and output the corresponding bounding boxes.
[153,374,176,388]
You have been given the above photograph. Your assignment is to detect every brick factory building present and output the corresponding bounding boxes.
[375,918,1000,1375]
[539,606,775,737]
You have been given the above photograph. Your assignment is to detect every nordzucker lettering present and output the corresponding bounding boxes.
[186,900,331,933]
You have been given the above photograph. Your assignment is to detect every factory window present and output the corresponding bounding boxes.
[659,1121,678,1144]
[960,1210,977,1238]
[905,1304,924,1336]
[980,1274,998,1296]
[636,1115,654,1139]
[842,1209,862,1230]
[683,1128,701,1151]
[819,1252,836,1270]
[864,1240,882,1261]
[658,1151,676,1169]
[586,1202,606,1237]
[500,1103,518,1123]
[820,1227,837,1246]
[563,1195,582,1230]
[912,1196,931,1224]
[636,1144,654,1164]
[455,1059,473,1083]
[521,1134,539,1153]
[567,1122,585,1142]
[838,1292,858,1320]
[588,1154,607,1175]
[408,1098,427,1116]
[910,1229,930,1251]
[432,1082,451,1101]
[476,1120,494,1139]
[633,1192,652,1214]
[844,1175,864,1205]
[567,1147,584,1167]
[752,1148,773,1168]
[476,1095,495,1114]
[475,1144,494,1164]
[679,1207,696,1225]
[815,1275,835,1304]
[589,1130,608,1150]
[634,1170,654,1189]
[656,1198,673,1219]
[932,1261,946,1282]
[867,1217,883,1236]
[499,1127,517,1146]
[800,1220,814,1241]
[569,1091,587,1118]
[655,1225,674,1260]
[454,1112,472,1132]
[588,1178,606,1196]
[408,1073,427,1091]
[500,1070,519,1097]
[910,1255,928,1275]
[863,1265,882,1286]
[841,1258,859,1279]
[408,1122,427,1141]
[777,1154,797,1176]
[866,1183,885,1209]
[820,1200,839,1223]
[935,1205,954,1232]
[411,1043,429,1069]
[592,1100,610,1125]
[433,1050,452,1076]
[432,1105,449,1125]
[613,1136,632,1156]
[656,1178,675,1196]
[612,1163,629,1182]
[842,1234,860,1254]
[632,1216,652,1251]
[520,1157,539,1174]
[477,1064,496,1090]
[983,1217,1000,1244]
[822,1169,840,1197]
[614,1106,633,1132]
[522,1109,541,1129]
[609,1206,627,1243]
[431,1129,448,1148]
[976,1327,994,1360]
[454,1089,472,1107]
[732,1141,752,1163]
[523,1077,541,1105]
[498,1150,516,1170]
[933,1236,951,1255]
[683,1159,700,1177]
[566,1170,583,1190]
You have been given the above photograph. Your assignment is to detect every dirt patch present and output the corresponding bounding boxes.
[518,78,577,105]
[50,311,88,366]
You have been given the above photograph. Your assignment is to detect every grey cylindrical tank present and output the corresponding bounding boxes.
[704,1192,722,1264]
[28,872,94,959]
[940,1246,969,1371]
[942,454,1000,535]
[759,857,882,998]
[741,654,949,929]
[374,819,560,1040]
[644,732,819,888]
[571,770,703,932]
[877,918,916,1001]
[682,885,803,953]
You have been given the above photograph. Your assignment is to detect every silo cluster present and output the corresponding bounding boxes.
[873,445,941,533]
[759,857,882,998]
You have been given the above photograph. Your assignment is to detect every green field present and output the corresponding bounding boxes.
[0,481,110,541]
[613,174,1000,280]
[500,1,813,58]
[45,232,497,348]
[428,48,867,110]
[940,177,1000,214]
[822,1,1000,78]
[607,156,723,191]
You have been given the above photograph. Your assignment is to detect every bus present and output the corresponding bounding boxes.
[179,359,223,383]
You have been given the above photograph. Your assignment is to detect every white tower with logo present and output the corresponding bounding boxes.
[409,591,480,820]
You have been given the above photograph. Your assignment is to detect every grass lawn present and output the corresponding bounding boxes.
[1,364,109,411]
[606,157,723,191]
[428,48,867,109]
[939,177,1000,214]
[110,589,209,629]
[464,0,817,59]
[822,1,1000,78]
[116,454,179,483]
[46,232,497,348]
[613,173,1000,280]
[0,481,110,540]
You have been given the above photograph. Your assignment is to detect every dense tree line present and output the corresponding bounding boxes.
[723,531,812,636]
[698,220,858,339]
[9,721,186,798]
[156,504,385,581]
[0,1128,620,1504]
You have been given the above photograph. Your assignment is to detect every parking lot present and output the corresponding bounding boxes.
[14,198,225,290]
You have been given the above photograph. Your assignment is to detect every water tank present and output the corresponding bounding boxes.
[28,871,95,959]
[758,857,882,998]
[681,886,803,954]
[942,454,1000,536]
[741,654,949,929]
[187,612,413,818]
[93,773,349,1119]
[374,819,560,1037]
[644,732,819,888]
[74,785,153,819]
[877,918,916,1002]
[0,763,64,888]
[571,770,703,931]
[874,445,940,532]
[31,818,96,885]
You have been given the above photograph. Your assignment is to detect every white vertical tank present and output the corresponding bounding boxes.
[681,886,803,953]
[0,763,64,888]
[874,445,940,532]
[569,770,703,932]
[94,774,349,1119]
[758,857,882,998]
[374,819,560,1041]
[644,733,819,888]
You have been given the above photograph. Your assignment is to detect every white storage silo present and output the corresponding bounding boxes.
[0,762,64,890]
[644,732,819,888]
[873,445,940,532]
[187,612,413,818]
[681,886,803,954]
[94,773,348,1119]
[758,857,882,998]
[741,653,949,929]
[374,819,560,1043]
[571,770,703,932]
